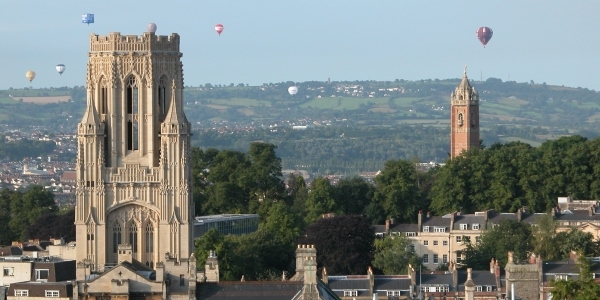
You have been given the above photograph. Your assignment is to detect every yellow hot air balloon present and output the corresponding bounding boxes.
[25,70,36,82]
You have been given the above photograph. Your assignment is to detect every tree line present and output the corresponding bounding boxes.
[0,186,74,245]
[0,137,56,161]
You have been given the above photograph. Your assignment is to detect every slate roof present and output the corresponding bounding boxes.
[555,210,600,222]
[488,213,517,224]
[422,216,451,228]
[451,215,486,230]
[417,273,453,286]
[457,270,498,288]
[0,245,23,256]
[520,213,547,224]
[374,276,412,290]
[328,275,370,290]
[372,225,386,234]
[196,281,303,300]
[391,224,419,233]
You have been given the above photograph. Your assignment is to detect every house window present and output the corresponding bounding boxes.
[3,267,14,276]
[14,290,28,297]
[423,254,429,264]
[423,240,429,246]
[460,223,468,230]
[36,269,49,281]
[434,227,446,233]
[423,226,430,232]
[433,241,438,246]
[406,232,416,237]
[476,236,481,243]
[473,223,480,230]
[180,274,184,286]
[456,236,462,243]
[45,290,60,297]
[555,274,568,281]
[387,291,401,296]
[443,254,448,264]
[433,254,439,264]
[443,240,448,246]
[486,286,493,292]
[343,290,358,297]
[475,286,483,292]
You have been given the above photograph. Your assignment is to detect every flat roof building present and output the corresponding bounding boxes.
[194,214,259,238]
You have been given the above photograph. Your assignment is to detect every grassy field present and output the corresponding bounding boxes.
[10,96,71,103]
[208,98,272,107]
[497,97,528,107]
[6,89,70,97]
[499,136,542,147]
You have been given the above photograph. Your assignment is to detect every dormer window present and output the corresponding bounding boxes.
[423,226,430,232]
[434,227,446,233]
[473,223,480,230]
[460,224,468,230]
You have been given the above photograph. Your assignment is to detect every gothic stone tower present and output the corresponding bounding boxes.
[75,32,193,273]
[450,67,480,158]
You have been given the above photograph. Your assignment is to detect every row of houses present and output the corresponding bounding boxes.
[374,197,600,270]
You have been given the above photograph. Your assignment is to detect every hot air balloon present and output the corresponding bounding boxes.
[147,23,157,33]
[25,71,36,82]
[82,14,94,25]
[288,86,298,95]
[56,64,66,75]
[215,24,224,36]
[476,26,493,47]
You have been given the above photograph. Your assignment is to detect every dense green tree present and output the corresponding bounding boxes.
[462,219,533,269]
[25,209,75,242]
[372,235,421,275]
[550,253,600,300]
[531,213,560,261]
[555,229,597,259]
[299,215,374,275]
[304,177,336,224]
[334,177,374,215]
[9,185,56,240]
[248,142,285,202]
[261,201,303,245]
[374,159,420,222]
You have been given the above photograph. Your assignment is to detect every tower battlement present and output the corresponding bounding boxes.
[89,32,180,53]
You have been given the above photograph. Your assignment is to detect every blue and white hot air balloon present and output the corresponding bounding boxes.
[56,64,65,76]
[82,14,94,25]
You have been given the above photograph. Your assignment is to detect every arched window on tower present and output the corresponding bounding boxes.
[458,113,464,126]
[100,77,108,115]
[129,222,138,254]
[113,223,122,253]
[158,76,167,122]
[145,223,154,253]
[126,76,138,151]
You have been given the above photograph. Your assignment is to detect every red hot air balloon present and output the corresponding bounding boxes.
[476,26,493,47]
[215,24,224,36]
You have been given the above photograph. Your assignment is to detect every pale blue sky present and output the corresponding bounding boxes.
[1,1,599,90]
